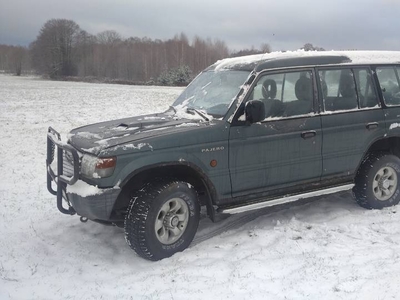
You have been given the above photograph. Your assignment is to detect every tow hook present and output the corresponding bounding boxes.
[80,216,88,223]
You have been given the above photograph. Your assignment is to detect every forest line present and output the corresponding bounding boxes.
[0,19,323,86]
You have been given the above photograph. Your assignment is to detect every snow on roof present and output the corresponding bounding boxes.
[213,50,400,71]
[340,50,400,64]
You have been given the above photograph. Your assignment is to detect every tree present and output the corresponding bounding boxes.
[230,47,262,57]
[0,45,30,75]
[229,43,271,58]
[157,65,192,86]
[30,19,81,78]
[260,43,271,53]
[95,30,122,78]
[75,30,96,77]
[302,43,325,51]
[11,46,26,75]
[174,65,192,86]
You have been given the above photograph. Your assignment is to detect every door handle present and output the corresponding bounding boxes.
[301,130,317,139]
[366,122,379,130]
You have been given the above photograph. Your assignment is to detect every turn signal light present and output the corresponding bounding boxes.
[210,160,217,167]
[96,157,117,169]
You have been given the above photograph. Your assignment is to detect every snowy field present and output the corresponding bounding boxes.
[1,74,400,300]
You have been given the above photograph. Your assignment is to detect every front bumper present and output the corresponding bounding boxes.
[67,188,121,220]
[46,127,120,220]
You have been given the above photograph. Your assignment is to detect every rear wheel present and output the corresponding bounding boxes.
[124,180,200,261]
[353,153,400,209]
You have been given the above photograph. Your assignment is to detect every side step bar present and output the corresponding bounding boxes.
[220,184,354,214]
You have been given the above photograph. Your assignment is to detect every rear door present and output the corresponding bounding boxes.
[318,67,386,180]
[228,69,322,202]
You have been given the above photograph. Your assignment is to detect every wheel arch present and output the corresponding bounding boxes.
[111,162,218,221]
[357,136,400,173]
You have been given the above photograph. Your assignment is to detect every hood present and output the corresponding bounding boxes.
[68,111,208,155]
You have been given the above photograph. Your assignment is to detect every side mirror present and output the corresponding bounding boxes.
[245,100,265,123]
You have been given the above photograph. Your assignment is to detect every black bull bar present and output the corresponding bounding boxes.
[46,127,79,215]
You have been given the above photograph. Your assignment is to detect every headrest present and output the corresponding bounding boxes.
[295,77,312,101]
[262,79,277,99]
[340,72,356,98]
[245,100,265,122]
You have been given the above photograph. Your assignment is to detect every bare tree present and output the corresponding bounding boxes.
[11,46,25,75]
[302,43,325,51]
[95,30,122,78]
[0,45,30,75]
[260,43,271,53]
[75,30,96,77]
[30,19,81,78]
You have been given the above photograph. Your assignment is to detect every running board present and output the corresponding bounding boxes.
[220,184,354,214]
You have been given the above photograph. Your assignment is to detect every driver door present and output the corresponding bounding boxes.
[228,69,322,201]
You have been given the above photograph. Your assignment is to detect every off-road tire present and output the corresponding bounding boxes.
[124,180,200,261]
[353,153,400,209]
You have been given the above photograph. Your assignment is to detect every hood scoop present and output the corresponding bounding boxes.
[115,118,173,131]
[117,123,129,128]
[116,123,133,129]
[68,112,205,155]
[113,123,141,132]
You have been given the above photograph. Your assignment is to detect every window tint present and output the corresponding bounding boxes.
[354,69,379,108]
[319,69,358,112]
[376,67,400,106]
[250,71,313,118]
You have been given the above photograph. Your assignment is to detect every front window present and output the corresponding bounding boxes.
[248,70,314,118]
[173,70,250,117]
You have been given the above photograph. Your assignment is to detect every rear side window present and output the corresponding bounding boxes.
[319,69,358,112]
[354,69,379,108]
[376,67,400,106]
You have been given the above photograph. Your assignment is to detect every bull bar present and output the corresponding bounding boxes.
[46,126,79,215]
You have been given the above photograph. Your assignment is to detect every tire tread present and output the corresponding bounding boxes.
[353,152,400,209]
[124,179,198,261]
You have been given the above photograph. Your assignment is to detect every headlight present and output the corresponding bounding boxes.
[81,154,117,178]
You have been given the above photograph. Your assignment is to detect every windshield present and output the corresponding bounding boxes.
[172,70,250,117]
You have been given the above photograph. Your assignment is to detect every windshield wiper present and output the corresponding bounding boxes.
[169,106,177,113]
[186,108,210,121]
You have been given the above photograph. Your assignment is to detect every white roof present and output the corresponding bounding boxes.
[214,50,400,70]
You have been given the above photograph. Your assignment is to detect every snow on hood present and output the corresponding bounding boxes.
[67,110,211,155]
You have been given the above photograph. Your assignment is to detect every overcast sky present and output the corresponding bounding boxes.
[1,0,400,52]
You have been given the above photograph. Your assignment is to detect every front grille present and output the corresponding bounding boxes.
[63,151,77,177]
[49,142,55,163]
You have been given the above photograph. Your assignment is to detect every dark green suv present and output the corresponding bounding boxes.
[47,51,400,260]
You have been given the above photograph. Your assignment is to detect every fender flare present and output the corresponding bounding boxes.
[120,161,218,221]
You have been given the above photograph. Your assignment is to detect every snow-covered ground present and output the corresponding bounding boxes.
[1,74,400,300]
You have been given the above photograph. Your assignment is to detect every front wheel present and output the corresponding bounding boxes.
[124,180,200,261]
[353,153,400,209]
